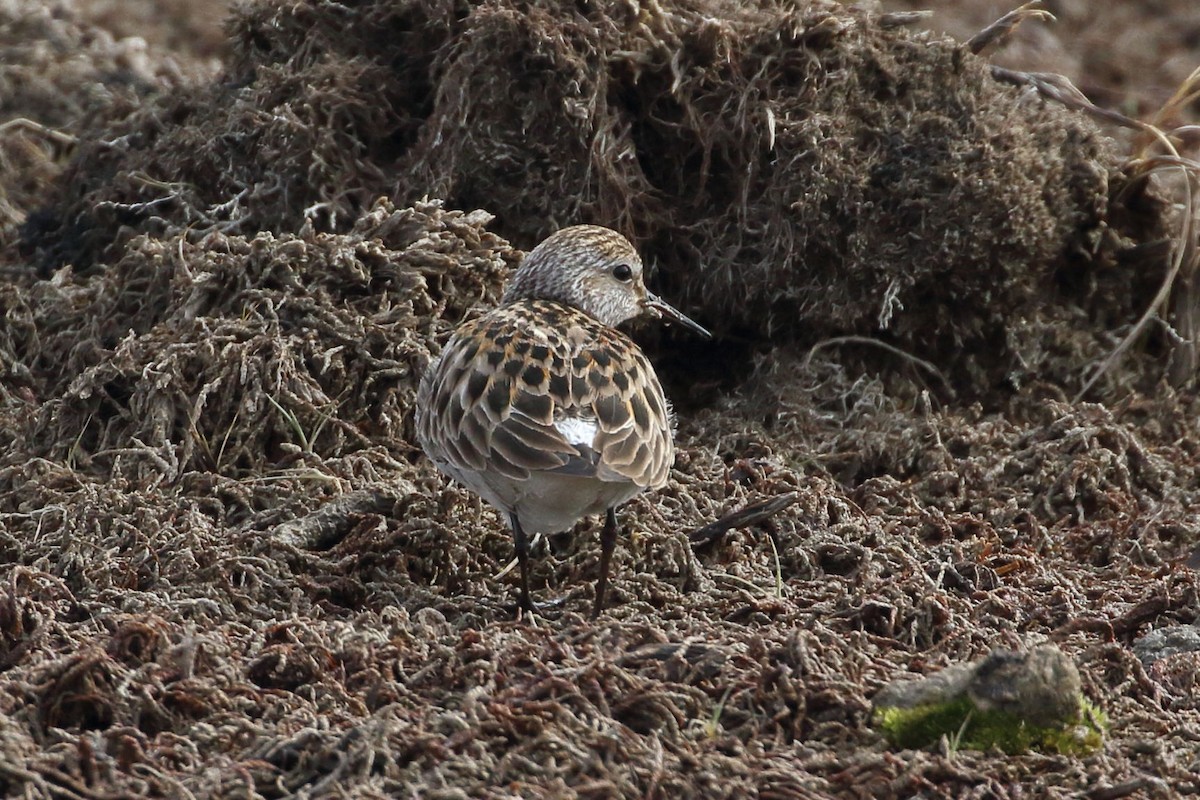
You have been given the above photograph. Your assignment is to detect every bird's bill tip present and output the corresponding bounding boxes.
[643,294,712,339]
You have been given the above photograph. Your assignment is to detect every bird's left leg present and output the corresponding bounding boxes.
[592,507,620,618]
[510,513,535,614]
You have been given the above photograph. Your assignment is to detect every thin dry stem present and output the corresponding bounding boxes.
[968,2,1055,57]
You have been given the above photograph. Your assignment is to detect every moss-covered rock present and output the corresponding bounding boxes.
[873,645,1107,755]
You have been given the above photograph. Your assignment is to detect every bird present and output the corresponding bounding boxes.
[416,225,710,617]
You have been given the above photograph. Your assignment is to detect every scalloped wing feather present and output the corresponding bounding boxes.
[416,300,674,492]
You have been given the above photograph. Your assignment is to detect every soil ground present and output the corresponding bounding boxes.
[0,1,1198,798]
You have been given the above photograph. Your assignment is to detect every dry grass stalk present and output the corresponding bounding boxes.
[1074,67,1200,396]
[986,24,1200,396]
[967,1,1055,57]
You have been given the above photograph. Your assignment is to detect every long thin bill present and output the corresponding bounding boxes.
[644,294,712,339]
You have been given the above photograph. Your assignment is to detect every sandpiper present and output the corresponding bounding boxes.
[416,225,709,617]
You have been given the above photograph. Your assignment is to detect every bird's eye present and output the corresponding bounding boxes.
[612,263,634,282]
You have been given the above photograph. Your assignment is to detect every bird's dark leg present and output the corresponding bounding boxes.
[593,507,620,618]
[510,513,534,614]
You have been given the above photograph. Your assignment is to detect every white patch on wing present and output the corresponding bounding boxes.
[554,416,598,446]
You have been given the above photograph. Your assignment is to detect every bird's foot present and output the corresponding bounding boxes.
[507,593,569,623]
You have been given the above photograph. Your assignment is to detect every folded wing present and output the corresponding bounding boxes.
[416,301,674,490]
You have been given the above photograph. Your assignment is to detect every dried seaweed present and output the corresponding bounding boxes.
[0,0,212,246]
[23,0,1171,398]
[1,0,1199,798]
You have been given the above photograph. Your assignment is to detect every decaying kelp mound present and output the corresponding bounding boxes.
[25,0,1168,396]
[1,0,1199,797]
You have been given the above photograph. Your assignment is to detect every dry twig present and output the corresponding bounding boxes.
[968,2,1055,57]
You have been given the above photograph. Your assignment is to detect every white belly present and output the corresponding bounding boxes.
[439,462,644,534]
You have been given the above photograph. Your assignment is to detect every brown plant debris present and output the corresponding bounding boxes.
[0,0,217,245]
[1,0,1200,798]
[21,0,1172,398]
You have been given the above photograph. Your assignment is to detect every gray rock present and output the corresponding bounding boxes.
[1133,625,1200,668]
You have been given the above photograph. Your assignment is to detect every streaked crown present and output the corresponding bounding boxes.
[502,226,649,328]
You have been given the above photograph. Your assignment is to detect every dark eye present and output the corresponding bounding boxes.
[612,263,634,282]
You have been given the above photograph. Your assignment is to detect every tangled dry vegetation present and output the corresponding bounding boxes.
[1,0,1199,797]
